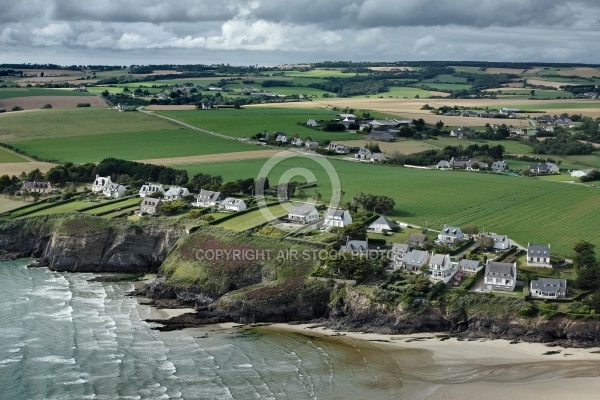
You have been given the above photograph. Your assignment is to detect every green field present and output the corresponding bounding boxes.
[0,146,28,163]
[417,83,473,91]
[217,204,289,231]
[0,87,97,99]
[368,87,435,99]
[24,201,91,217]
[10,128,261,163]
[0,108,179,142]
[173,156,600,256]
[424,74,469,84]
[82,197,142,215]
[281,69,358,78]
[154,108,363,141]
[497,102,600,111]
[489,89,573,100]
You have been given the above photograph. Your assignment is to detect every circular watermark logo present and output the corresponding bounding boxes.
[254,151,342,222]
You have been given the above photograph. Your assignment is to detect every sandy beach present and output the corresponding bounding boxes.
[214,322,600,400]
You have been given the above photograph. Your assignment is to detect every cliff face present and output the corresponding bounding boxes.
[0,215,184,273]
[41,224,182,272]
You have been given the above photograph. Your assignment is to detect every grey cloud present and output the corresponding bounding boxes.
[51,0,239,23]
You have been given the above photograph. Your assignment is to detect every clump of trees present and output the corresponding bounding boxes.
[533,132,594,156]
[352,192,395,214]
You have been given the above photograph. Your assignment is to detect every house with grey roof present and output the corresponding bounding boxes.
[306,119,320,127]
[408,234,427,248]
[327,143,350,154]
[102,183,127,199]
[163,186,190,202]
[527,243,552,268]
[20,181,53,194]
[288,203,320,224]
[136,197,162,215]
[437,225,464,245]
[484,261,517,291]
[529,162,559,175]
[340,238,368,255]
[428,253,456,284]
[402,250,431,272]
[491,161,509,172]
[304,140,319,150]
[324,208,352,228]
[139,183,165,198]
[458,259,482,275]
[365,131,397,142]
[355,148,372,160]
[369,119,398,129]
[449,156,470,169]
[480,233,511,250]
[437,160,452,170]
[218,197,247,212]
[368,216,397,233]
[192,189,224,208]
[530,278,567,299]
[390,243,410,269]
[370,153,387,163]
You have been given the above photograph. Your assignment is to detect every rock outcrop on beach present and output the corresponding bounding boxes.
[0,215,183,273]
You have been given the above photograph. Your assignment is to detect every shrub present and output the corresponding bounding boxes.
[76,103,91,107]
[41,103,53,109]
[10,106,23,111]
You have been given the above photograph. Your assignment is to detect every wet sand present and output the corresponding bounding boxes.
[245,323,600,400]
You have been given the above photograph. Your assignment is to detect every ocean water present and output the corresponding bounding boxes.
[0,260,423,399]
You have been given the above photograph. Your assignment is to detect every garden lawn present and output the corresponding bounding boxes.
[175,156,600,256]
[82,197,142,215]
[217,204,289,232]
[9,128,261,163]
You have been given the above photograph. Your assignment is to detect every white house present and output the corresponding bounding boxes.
[355,148,372,160]
[480,233,511,250]
[368,216,397,233]
[139,183,165,198]
[305,140,319,150]
[437,160,452,170]
[483,261,517,292]
[163,186,190,202]
[291,137,304,147]
[428,253,457,284]
[530,278,567,299]
[491,161,509,172]
[102,183,127,199]
[324,209,352,228]
[219,197,247,212]
[370,153,387,163]
[390,243,410,269]
[92,175,112,194]
[288,203,320,224]
[192,189,224,208]
[458,259,482,275]
[527,243,552,268]
[437,225,464,245]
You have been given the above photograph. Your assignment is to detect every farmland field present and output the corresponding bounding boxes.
[9,128,262,163]
[217,204,289,232]
[370,87,438,99]
[0,88,97,99]
[0,108,183,142]
[154,108,364,141]
[0,147,29,163]
[81,197,142,215]
[174,155,600,256]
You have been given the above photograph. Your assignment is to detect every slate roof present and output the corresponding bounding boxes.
[404,250,428,266]
[289,203,318,216]
[369,216,397,230]
[485,262,515,277]
[21,181,50,190]
[391,243,410,254]
[528,244,550,258]
[340,239,368,254]
[531,278,566,295]
[408,234,427,245]
[459,259,481,271]
[325,209,346,219]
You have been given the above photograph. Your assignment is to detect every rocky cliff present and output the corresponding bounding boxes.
[0,214,184,273]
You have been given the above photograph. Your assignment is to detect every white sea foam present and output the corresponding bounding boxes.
[33,356,76,365]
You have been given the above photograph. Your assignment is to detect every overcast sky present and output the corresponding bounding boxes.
[1,0,599,66]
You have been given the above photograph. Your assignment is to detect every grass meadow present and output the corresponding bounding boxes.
[154,108,364,142]
[0,108,179,141]
[0,147,29,163]
[174,156,600,256]
[217,204,289,231]
[0,88,97,99]
[9,128,261,163]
